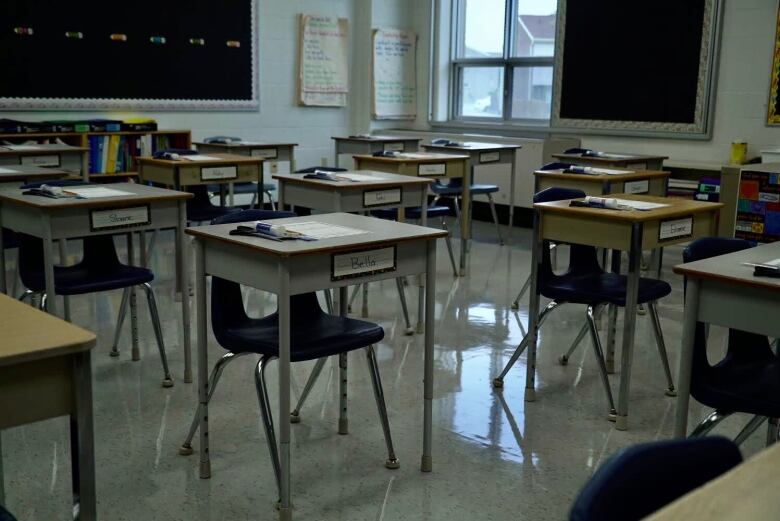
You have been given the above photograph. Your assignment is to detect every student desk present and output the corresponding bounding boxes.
[0,292,97,519]
[0,165,73,187]
[551,152,668,171]
[352,152,470,275]
[0,183,195,382]
[530,195,722,430]
[0,144,89,181]
[332,135,421,168]
[672,241,780,438]
[534,168,670,197]
[421,141,521,238]
[137,153,264,208]
[187,213,445,520]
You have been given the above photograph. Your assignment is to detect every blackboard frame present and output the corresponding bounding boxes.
[550,0,723,137]
[0,0,259,111]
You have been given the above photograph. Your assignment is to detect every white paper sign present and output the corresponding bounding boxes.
[383,142,404,152]
[332,246,396,280]
[624,180,649,194]
[91,206,150,230]
[418,163,446,176]
[251,148,278,159]
[363,188,402,207]
[201,166,238,181]
[21,155,60,167]
[479,151,500,163]
[659,217,693,240]
[372,28,417,119]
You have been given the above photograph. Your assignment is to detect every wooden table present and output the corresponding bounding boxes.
[0,164,74,187]
[0,183,194,382]
[422,141,521,239]
[552,152,668,171]
[332,135,421,168]
[672,241,780,438]
[530,194,722,430]
[645,441,780,520]
[0,292,97,519]
[187,213,445,520]
[137,153,264,207]
[353,152,470,275]
[0,144,89,181]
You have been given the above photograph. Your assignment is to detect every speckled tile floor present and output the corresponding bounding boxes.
[0,220,767,520]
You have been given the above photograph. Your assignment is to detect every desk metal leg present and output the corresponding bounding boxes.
[459,182,470,276]
[616,223,643,431]
[422,239,437,472]
[508,157,516,242]
[71,350,96,520]
[278,261,292,520]
[41,214,59,316]
[0,210,7,295]
[605,251,621,373]
[674,278,699,438]
[229,182,235,207]
[127,233,140,361]
[0,433,5,505]
[417,193,428,334]
[339,287,349,435]
[59,239,71,321]
[179,201,193,383]
[524,212,543,403]
[334,144,340,169]
[195,240,211,479]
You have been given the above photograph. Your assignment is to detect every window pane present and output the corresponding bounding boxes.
[459,67,504,118]
[512,0,557,57]
[461,0,506,58]
[511,66,552,119]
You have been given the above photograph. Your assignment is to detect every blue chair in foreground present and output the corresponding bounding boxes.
[569,436,742,520]
[179,210,399,500]
[0,504,16,521]
[493,187,676,418]
[683,237,780,445]
[431,177,505,245]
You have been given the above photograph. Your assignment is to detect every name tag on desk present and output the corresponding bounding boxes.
[201,165,238,181]
[383,142,404,152]
[363,187,402,207]
[659,216,693,241]
[624,179,649,194]
[479,151,500,163]
[90,205,151,231]
[418,163,446,177]
[21,154,60,167]
[251,148,278,159]
[332,246,397,281]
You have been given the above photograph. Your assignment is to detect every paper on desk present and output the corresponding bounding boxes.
[611,198,669,210]
[743,258,780,268]
[0,167,20,174]
[66,187,134,198]
[3,145,43,151]
[398,153,434,159]
[336,173,382,182]
[598,153,633,159]
[280,221,369,239]
[590,167,635,176]
[181,155,221,161]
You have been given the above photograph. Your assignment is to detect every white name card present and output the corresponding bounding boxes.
[418,163,446,177]
[90,206,150,231]
[332,246,396,280]
[251,148,278,159]
[21,154,60,167]
[479,151,500,163]
[624,179,649,194]
[659,217,693,240]
[363,188,402,207]
[201,166,238,181]
[383,142,404,152]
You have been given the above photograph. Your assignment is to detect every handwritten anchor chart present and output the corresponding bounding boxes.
[298,14,349,107]
[372,28,417,120]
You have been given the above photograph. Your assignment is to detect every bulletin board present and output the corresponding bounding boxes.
[766,3,780,124]
[372,28,417,120]
[0,0,258,110]
[735,169,780,243]
[298,14,349,107]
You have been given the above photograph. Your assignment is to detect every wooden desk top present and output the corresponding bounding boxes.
[421,142,521,152]
[0,293,95,368]
[534,168,671,182]
[645,442,780,521]
[552,152,669,164]
[187,212,447,258]
[333,135,421,143]
[673,241,780,292]
[0,182,192,209]
[272,170,432,189]
[193,141,298,149]
[0,165,74,181]
[0,144,89,156]
[535,194,723,223]
[137,153,264,167]
[353,152,470,164]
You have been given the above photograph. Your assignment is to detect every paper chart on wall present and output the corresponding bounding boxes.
[298,14,349,107]
[372,28,417,119]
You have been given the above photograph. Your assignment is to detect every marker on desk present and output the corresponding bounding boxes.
[570,196,628,211]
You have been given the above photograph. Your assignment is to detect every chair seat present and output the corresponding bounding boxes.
[430,183,499,196]
[696,357,780,418]
[206,182,276,194]
[371,205,451,220]
[187,202,240,223]
[216,312,385,362]
[542,273,671,306]
[23,262,154,296]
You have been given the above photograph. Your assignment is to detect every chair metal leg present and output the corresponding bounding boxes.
[347,284,360,313]
[395,278,414,335]
[558,320,590,365]
[767,418,779,446]
[179,351,251,455]
[648,301,676,396]
[18,289,35,304]
[510,275,532,310]
[264,191,277,211]
[323,289,334,314]
[39,293,48,311]
[366,345,399,469]
[486,193,505,245]
[361,283,369,318]
[734,415,767,446]
[249,192,258,209]
[492,300,560,387]
[441,220,458,278]
[689,409,732,438]
[339,352,348,434]
[586,305,617,419]
[289,357,328,423]
[110,287,131,357]
[255,355,282,501]
[140,283,174,388]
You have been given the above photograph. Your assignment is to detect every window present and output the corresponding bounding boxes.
[452,0,557,123]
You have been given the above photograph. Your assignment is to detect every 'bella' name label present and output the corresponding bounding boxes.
[332,246,396,280]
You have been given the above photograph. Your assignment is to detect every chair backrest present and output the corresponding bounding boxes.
[210,209,296,225]
[569,437,742,521]
[187,185,214,205]
[294,166,347,174]
[0,504,17,521]
[539,161,572,171]
[563,147,592,155]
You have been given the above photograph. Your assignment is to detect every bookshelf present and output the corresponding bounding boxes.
[0,129,191,181]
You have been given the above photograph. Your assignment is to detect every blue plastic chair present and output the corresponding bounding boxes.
[683,237,780,444]
[206,181,277,210]
[294,166,347,174]
[0,504,16,521]
[569,436,742,521]
[179,210,399,498]
[431,176,504,244]
[186,185,241,223]
[493,187,675,417]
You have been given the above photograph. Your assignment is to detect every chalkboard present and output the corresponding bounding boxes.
[552,0,722,136]
[0,0,258,110]
[372,28,417,120]
[298,14,348,107]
